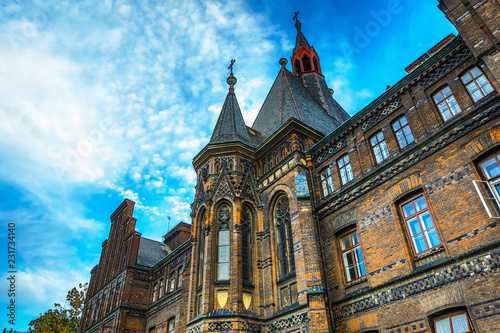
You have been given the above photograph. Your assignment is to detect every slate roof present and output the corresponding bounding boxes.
[252,67,344,141]
[209,88,253,146]
[294,24,310,51]
[137,237,170,267]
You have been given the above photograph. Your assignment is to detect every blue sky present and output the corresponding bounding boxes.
[0,0,455,330]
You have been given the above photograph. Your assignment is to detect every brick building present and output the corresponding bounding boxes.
[80,1,500,332]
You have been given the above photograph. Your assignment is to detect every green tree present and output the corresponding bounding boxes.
[28,283,88,333]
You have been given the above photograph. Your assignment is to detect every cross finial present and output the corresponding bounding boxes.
[293,11,300,23]
[228,59,235,74]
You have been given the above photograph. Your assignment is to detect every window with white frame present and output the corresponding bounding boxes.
[392,115,415,149]
[217,204,231,281]
[339,228,366,283]
[338,154,354,185]
[461,67,494,102]
[400,194,441,255]
[320,167,335,197]
[370,131,390,164]
[434,311,471,333]
[433,87,461,121]
[473,153,500,218]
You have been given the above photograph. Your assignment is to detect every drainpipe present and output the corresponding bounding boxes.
[305,154,337,333]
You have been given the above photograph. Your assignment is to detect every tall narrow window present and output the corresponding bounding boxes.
[370,131,390,164]
[392,116,414,149]
[218,204,231,281]
[167,317,176,333]
[400,195,441,255]
[320,167,335,197]
[433,87,461,121]
[338,154,354,185]
[461,67,494,102]
[241,206,253,283]
[339,229,366,283]
[197,211,206,287]
[435,312,470,333]
[302,55,311,71]
[274,195,295,279]
[474,153,500,218]
[480,153,500,198]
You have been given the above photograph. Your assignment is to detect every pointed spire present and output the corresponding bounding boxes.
[293,12,310,51]
[209,62,253,146]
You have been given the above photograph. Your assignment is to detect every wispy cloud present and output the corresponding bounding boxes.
[0,0,455,330]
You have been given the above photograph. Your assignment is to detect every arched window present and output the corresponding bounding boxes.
[217,204,231,281]
[294,59,301,75]
[274,195,295,279]
[312,56,319,71]
[214,161,220,174]
[302,55,311,71]
[197,210,206,287]
[241,206,253,283]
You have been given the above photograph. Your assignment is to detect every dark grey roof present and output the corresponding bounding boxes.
[295,27,310,51]
[252,67,344,140]
[301,73,350,123]
[209,88,253,146]
[137,237,170,267]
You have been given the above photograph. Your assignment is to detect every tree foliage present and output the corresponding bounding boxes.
[28,283,88,333]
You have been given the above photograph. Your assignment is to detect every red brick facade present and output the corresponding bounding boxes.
[80,1,500,332]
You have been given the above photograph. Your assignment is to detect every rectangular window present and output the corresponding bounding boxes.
[370,131,390,164]
[474,154,500,218]
[159,280,164,298]
[170,275,176,291]
[392,116,414,149]
[279,282,298,308]
[435,312,470,333]
[320,167,335,196]
[401,195,441,255]
[218,229,230,281]
[433,87,461,121]
[338,155,354,185]
[153,284,158,302]
[339,229,366,282]
[461,67,494,102]
[167,318,175,333]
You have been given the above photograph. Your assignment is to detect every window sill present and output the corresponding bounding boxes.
[345,276,367,288]
[214,280,230,285]
[277,274,296,285]
[413,245,445,261]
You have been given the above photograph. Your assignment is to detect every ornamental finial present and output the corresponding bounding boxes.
[226,59,237,90]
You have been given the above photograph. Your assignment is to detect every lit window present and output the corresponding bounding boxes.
[473,153,500,218]
[217,204,231,281]
[274,195,295,279]
[400,195,441,254]
[392,116,414,149]
[461,67,494,102]
[435,312,470,333]
[338,155,353,185]
[370,131,390,164]
[167,317,175,333]
[433,87,461,121]
[339,229,365,282]
[320,167,335,197]
[241,206,253,283]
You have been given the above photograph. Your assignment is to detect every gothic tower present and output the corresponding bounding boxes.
[185,19,349,332]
